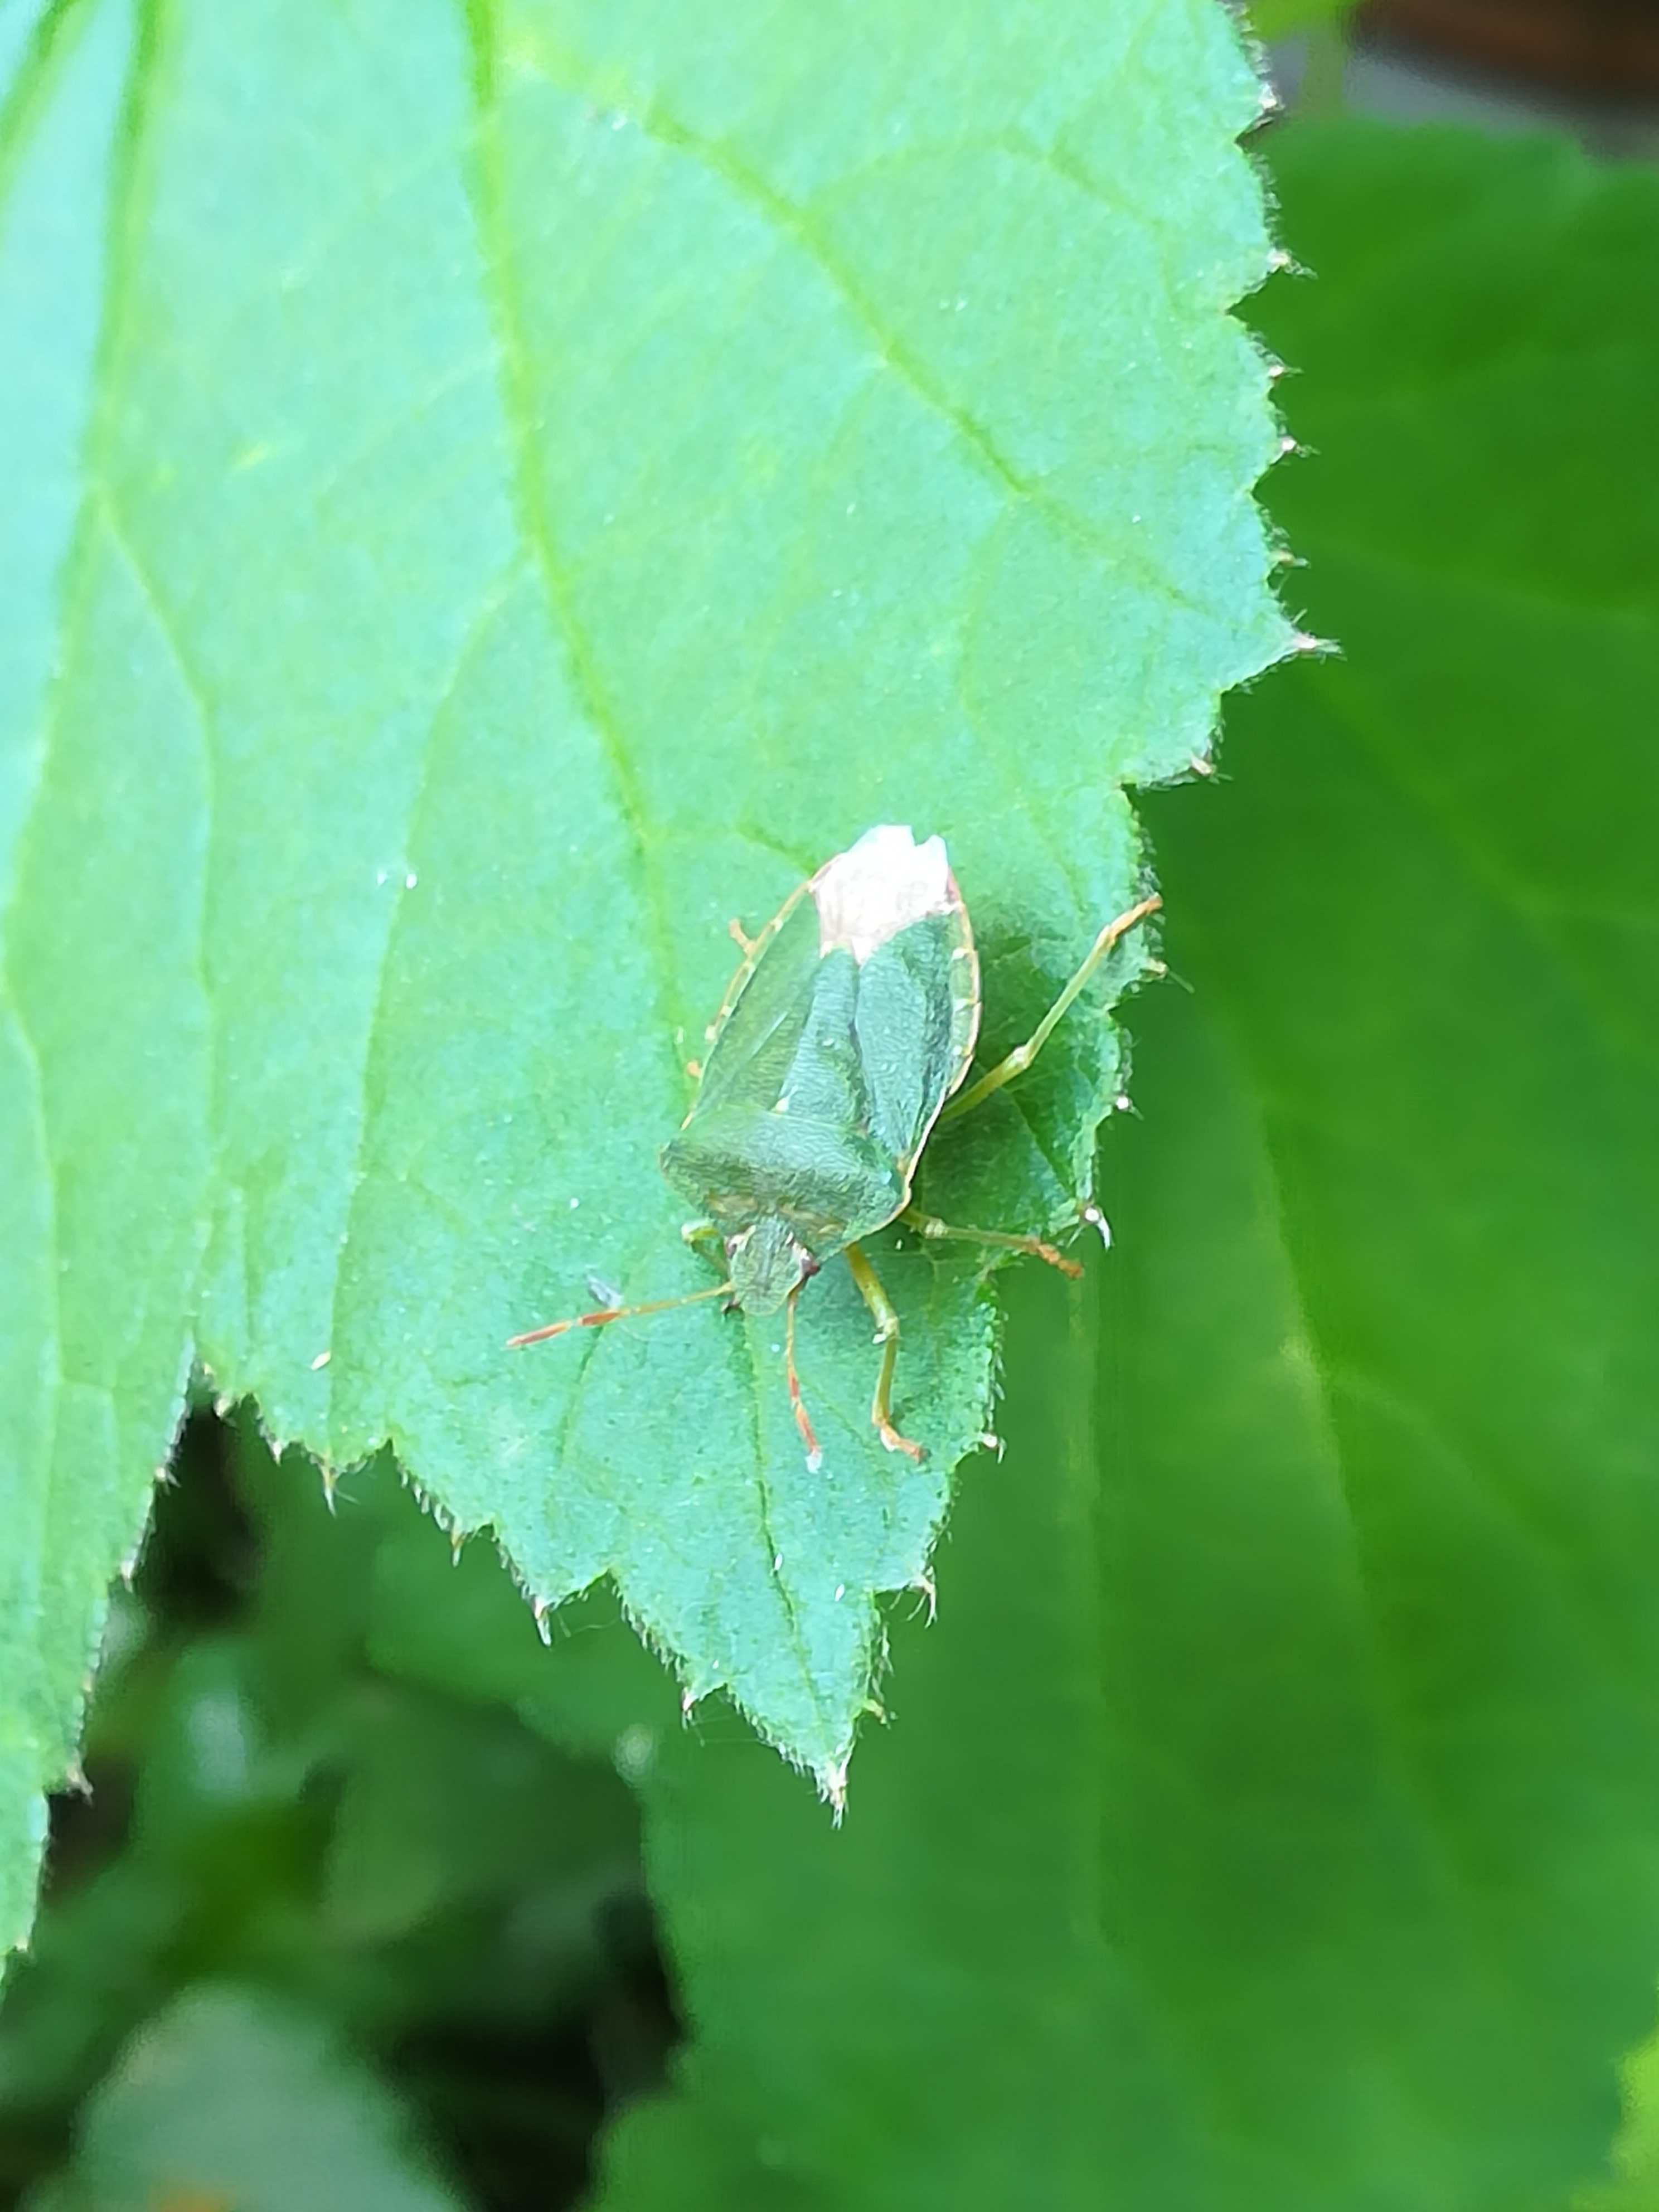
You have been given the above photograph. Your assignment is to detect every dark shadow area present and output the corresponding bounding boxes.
[0,1410,680,2211]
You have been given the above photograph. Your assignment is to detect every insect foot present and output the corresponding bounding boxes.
[876,1414,926,1462]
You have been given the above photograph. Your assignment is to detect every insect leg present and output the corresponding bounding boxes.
[844,1243,925,1462]
[507,1278,731,1348]
[901,1207,1081,1279]
[941,894,1161,1122]
[784,1289,823,1472]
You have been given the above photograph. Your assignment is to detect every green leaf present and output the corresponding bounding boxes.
[323,1683,637,1946]
[1578,2023,1659,2212]
[23,1984,468,2211]
[1246,0,1354,38]
[0,0,1288,1939]
[435,119,1655,2209]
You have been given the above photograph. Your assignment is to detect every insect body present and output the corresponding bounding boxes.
[511,825,1158,1468]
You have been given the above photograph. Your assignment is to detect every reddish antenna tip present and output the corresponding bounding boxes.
[507,1279,735,1351]
[508,1307,620,1347]
[506,1318,579,1347]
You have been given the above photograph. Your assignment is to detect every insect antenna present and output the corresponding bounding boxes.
[785,1289,822,1472]
[507,1279,733,1348]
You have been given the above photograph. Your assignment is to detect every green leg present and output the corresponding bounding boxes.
[941,893,1160,1122]
[901,1207,1081,1279]
[844,1243,925,1461]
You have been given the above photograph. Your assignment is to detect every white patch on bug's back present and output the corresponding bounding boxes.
[812,823,953,964]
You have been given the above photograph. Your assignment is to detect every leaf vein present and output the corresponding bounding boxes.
[1228,1052,1525,2000]
[463,0,687,1056]
[518,38,1204,619]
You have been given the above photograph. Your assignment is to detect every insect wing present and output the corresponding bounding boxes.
[666,827,980,1245]
[853,895,978,1180]
[689,881,822,1120]
[663,911,900,1246]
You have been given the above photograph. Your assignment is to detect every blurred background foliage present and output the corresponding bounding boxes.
[0,1414,674,2208]
[6,2,1659,2208]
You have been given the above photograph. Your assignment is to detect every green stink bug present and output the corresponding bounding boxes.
[510,824,1158,1468]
